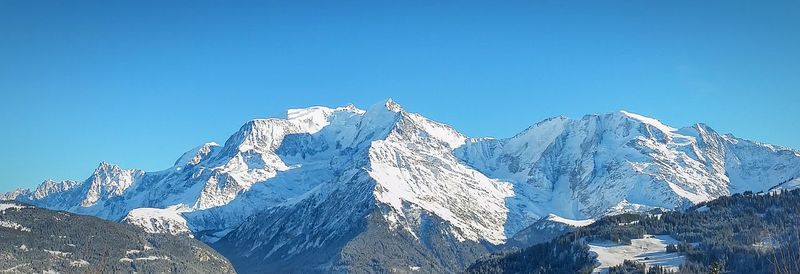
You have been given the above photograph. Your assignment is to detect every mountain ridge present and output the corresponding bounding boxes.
[5,99,800,272]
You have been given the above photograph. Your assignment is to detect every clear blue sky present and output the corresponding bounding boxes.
[1,0,799,192]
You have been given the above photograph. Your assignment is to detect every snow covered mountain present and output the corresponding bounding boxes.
[7,99,800,272]
[456,111,800,231]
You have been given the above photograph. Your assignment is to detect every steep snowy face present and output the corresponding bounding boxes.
[202,101,406,253]
[366,101,513,244]
[186,105,369,212]
[81,162,145,207]
[182,105,387,238]
[213,101,513,272]
[191,105,367,209]
[672,123,800,196]
[10,105,367,222]
[201,99,510,245]
[174,142,220,169]
[456,116,570,183]
[720,135,800,192]
[456,111,800,235]
[193,119,299,209]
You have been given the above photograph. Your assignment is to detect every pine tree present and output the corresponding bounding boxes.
[709,261,722,274]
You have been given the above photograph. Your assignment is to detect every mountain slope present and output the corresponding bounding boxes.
[213,100,510,272]
[466,189,800,274]
[456,111,800,227]
[6,99,800,272]
[0,201,234,273]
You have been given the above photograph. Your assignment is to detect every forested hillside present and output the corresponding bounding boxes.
[0,201,234,274]
[467,189,800,274]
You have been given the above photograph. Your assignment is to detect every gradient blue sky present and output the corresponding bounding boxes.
[1,0,799,192]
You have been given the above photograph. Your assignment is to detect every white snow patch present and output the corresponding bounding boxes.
[119,256,170,263]
[0,203,29,213]
[70,260,90,267]
[44,249,71,257]
[286,105,365,134]
[126,250,143,256]
[407,113,467,149]
[619,111,676,133]
[665,182,709,204]
[122,205,192,236]
[589,235,684,273]
[0,220,31,232]
[546,214,594,227]
[133,256,170,261]
[286,106,336,134]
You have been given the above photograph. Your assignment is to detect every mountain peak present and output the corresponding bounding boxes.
[384,98,404,112]
[341,103,363,113]
[95,161,120,172]
[615,110,676,132]
[285,104,365,134]
[0,188,30,200]
[81,162,144,207]
[32,179,79,200]
[174,142,220,167]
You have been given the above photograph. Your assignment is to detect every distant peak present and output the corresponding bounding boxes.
[40,179,78,185]
[32,179,80,199]
[616,110,676,132]
[536,115,570,125]
[618,110,647,119]
[286,106,333,120]
[512,115,570,139]
[691,123,715,132]
[384,98,404,112]
[93,162,140,176]
[364,99,405,118]
[682,123,718,135]
[286,104,365,121]
[202,142,220,147]
[97,161,119,169]
[174,142,221,167]
[338,103,366,114]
